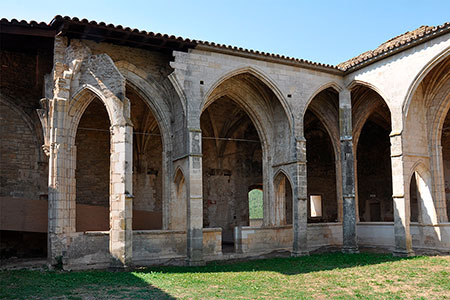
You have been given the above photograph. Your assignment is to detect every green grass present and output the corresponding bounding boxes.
[249,189,263,219]
[1,253,449,299]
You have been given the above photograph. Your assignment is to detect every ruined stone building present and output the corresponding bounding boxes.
[0,16,449,269]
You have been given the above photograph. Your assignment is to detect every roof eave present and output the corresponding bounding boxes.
[343,25,450,74]
[195,44,344,76]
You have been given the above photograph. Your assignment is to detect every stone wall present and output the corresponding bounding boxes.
[0,38,51,258]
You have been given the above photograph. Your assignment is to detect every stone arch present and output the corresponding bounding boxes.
[0,95,42,151]
[303,89,341,162]
[303,87,340,222]
[202,66,294,131]
[405,54,450,223]
[347,80,390,105]
[351,83,393,222]
[114,61,173,152]
[204,89,270,156]
[273,169,293,225]
[430,91,450,222]
[67,84,121,146]
[403,47,450,117]
[302,82,343,117]
[350,83,392,154]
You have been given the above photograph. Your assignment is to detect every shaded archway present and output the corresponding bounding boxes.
[201,96,262,250]
[273,172,293,225]
[441,108,450,220]
[248,186,263,227]
[352,85,392,222]
[405,55,450,222]
[75,98,111,231]
[127,84,164,230]
[304,87,339,223]
[201,71,291,252]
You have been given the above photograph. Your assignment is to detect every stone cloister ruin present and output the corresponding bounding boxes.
[0,16,449,269]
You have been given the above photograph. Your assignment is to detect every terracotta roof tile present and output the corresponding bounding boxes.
[2,16,449,73]
[338,23,450,71]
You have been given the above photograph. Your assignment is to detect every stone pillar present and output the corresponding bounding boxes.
[292,137,309,256]
[339,88,359,253]
[390,132,414,256]
[48,97,76,266]
[186,129,204,266]
[109,123,133,268]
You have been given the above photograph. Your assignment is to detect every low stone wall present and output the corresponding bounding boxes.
[203,228,222,257]
[235,226,292,253]
[234,223,343,254]
[357,222,450,253]
[64,231,111,270]
[63,228,224,269]
[357,222,395,250]
[60,223,450,270]
[411,223,450,253]
[307,223,342,251]
[132,230,187,266]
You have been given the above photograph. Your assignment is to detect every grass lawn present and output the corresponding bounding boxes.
[1,253,449,299]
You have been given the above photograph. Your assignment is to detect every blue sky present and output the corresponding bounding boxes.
[3,0,449,65]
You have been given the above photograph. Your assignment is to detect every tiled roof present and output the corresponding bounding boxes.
[2,16,449,73]
[0,18,49,28]
[1,16,341,72]
[338,22,450,71]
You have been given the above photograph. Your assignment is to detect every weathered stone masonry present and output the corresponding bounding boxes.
[1,17,449,269]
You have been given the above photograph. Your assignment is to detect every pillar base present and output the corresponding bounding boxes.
[291,251,309,257]
[341,246,359,254]
[393,249,415,257]
[109,258,133,271]
[186,259,206,267]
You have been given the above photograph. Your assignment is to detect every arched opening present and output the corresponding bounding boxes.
[127,85,164,230]
[410,173,420,223]
[353,86,392,222]
[0,100,48,259]
[201,96,262,252]
[273,172,293,225]
[171,169,187,230]
[248,186,263,227]
[75,98,110,231]
[441,106,450,220]
[406,55,450,223]
[304,88,339,223]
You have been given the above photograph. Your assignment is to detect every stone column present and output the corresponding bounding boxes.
[186,129,204,266]
[339,88,359,253]
[292,137,309,256]
[48,99,76,266]
[390,132,414,256]
[109,123,133,268]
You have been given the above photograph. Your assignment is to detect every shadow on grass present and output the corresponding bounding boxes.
[0,268,176,300]
[0,253,419,299]
[142,252,416,276]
